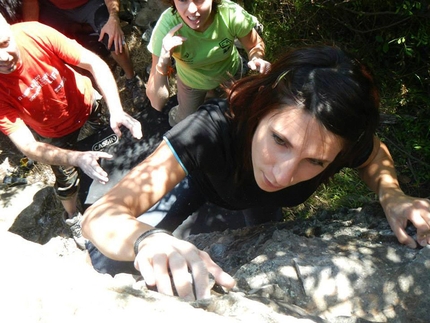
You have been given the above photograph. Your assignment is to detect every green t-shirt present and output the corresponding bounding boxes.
[148,0,256,90]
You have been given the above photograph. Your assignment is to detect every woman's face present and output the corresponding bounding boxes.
[251,107,342,192]
[173,0,214,32]
[0,17,20,74]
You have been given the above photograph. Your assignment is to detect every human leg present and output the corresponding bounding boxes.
[169,77,208,126]
[33,129,82,214]
[51,163,81,216]
[90,1,146,107]
[51,161,87,250]
[34,129,86,249]
[61,192,79,217]
[40,0,145,107]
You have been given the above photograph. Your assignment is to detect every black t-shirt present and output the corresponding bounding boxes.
[164,99,372,210]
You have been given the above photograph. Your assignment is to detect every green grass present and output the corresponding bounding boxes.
[283,169,378,221]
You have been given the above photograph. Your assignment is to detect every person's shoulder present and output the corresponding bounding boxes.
[12,20,58,38]
[155,7,182,32]
[218,0,243,11]
[196,99,231,132]
[199,98,229,115]
[159,6,180,23]
[12,20,50,30]
[217,0,254,25]
[11,22,43,43]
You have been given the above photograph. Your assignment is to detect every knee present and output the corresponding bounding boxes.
[53,166,80,200]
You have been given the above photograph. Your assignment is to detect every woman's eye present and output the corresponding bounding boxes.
[309,159,324,167]
[272,133,285,145]
[0,40,10,49]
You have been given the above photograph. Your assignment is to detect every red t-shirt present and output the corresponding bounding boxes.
[48,0,89,10]
[0,22,93,138]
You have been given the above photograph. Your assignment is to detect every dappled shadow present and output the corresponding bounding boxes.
[77,96,176,210]
[188,209,430,322]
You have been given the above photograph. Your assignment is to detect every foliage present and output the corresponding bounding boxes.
[242,0,430,217]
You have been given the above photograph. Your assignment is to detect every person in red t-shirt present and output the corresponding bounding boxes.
[0,13,142,249]
[21,0,146,107]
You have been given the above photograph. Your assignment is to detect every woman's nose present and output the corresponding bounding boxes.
[273,158,297,187]
[187,1,198,13]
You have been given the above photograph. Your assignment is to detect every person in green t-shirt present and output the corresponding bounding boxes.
[146,0,271,126]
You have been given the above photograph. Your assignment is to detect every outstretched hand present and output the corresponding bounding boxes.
[134,232,236,301]
[109,111,143,140]
[74,150,113,184]
[383,193,430,248]
[247,57,271,74]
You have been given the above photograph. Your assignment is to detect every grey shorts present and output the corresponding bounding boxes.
[39,0,115,51]
[172,55,249,125]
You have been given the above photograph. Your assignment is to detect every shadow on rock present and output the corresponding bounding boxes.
[8,186,68,244]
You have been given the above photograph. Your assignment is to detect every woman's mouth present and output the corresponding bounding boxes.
[187,15,201,26]
[188,15,199,21]
[0,57,15,69]
[0,63,15,73]
[262,173,282,191]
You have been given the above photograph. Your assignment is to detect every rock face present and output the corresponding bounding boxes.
[2,97,429,323]
[2,180,429,323]
[189,220,430,322]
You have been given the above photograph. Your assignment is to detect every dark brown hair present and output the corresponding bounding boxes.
[228,45,380,183]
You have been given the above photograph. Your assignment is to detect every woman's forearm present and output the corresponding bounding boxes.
[82,141,186,259]
[358,139,403,207]
[146,57,171,111]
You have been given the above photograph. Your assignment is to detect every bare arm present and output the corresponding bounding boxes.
[238,28,271,74]
[146,23,186,111]
[82,140,236,300]
[82,140,185,258]
[104,0,121,19]
[8,125,112,183]
[358,137,430,248]
[146,53,171,111]
[21,0,39,21]
[77,47,142,139]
